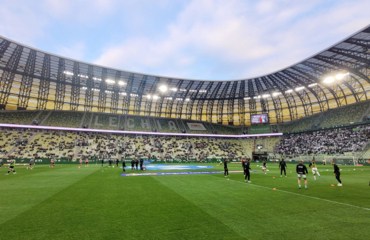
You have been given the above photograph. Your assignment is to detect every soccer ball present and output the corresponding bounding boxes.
[113,166,115,168]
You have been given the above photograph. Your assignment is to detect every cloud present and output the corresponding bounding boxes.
[0,1,47,46]
[94,0,370,80]
[56,42,85,61]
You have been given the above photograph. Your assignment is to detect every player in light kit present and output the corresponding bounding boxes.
[0,158,3,169]
[28,158,35,170]
[85,158,89,167]
[79,158,82,169]
[309,160,320,180]
[49,159,55,168]
[296,160,308,189]
[5,160,16,175]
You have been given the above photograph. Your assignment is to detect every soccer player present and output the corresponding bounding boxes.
[262,160,267,174]
[135,159,139,170]
[140,158,143,170]
[5,160,16,175]
[49,158,55,168]
[28,158,35,170]
[122,159,126,173]
[279,159,287,177]
[223,158,229,177]
[116,158,119,167]
[131,159,134,170]
[0,158,3,168]
[101,158,104,167]
[85,158,89,167]
[296,160,308,189]
[244,159,252,183]
[108,159,112,168]
[331,161,342,186]
[309,159,320,181]
[241,159,246,176]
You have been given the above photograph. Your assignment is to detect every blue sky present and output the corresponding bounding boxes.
[1,0,370,80]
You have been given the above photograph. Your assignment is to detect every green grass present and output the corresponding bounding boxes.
[0,163,369,240]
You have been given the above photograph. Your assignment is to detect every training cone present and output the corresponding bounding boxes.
[331,184,335,186]
[273,188,276,190]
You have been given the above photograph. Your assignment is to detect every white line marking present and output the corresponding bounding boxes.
[209,175,370,211]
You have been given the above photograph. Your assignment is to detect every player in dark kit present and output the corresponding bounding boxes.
[101,158,104,167]
[108,159,113,168]
[122,160,126,173]
[241,159,246,176]
[116,158,119,167]
[279,159,287,177]
[135,159,139,170]
[244,159,252,183]
[224,158,229,177]
[131,159,135,170]
[140,159,143,170]
[331,161,342,186]
[296,160,308,189]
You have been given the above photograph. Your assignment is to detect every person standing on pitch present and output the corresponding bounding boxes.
[224,158,229,177]
[244,159,252,183]
[309,159,320,181]
[108,159,112,168]
[85,158,89,167]
[262,160,267,174]
[140,158,143,170]
[28,158,35,170]
[0,158,4,169]
[135,158,139,170]
[279,159,287,177]
[296,160,308,189]
[101,158,104,167]
[131,159,135,170]
[116,158,119,167]
[6,160,16,175]
[241,158,246,176]
[331,161,342,186]
[122,160,126,173]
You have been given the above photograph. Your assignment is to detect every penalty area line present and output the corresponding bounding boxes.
[208,175,370,211]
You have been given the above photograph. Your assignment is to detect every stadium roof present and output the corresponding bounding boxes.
[1,25,370,126]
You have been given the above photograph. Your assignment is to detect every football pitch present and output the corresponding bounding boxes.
[0,163,369,240]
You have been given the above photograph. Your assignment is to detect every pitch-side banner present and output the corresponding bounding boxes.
[187,122,206,131]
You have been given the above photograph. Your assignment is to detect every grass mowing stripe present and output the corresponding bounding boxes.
[210,175,370,211]
[0,166,246,240]
[0,165,99,225]
[154,174,370,240]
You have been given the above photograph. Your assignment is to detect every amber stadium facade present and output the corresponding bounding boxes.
[1,25,370,126]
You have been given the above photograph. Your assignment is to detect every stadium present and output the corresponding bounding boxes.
[1,6,370,240]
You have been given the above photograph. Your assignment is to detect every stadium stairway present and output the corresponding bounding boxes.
[79,112,87,128]
[29,111,42,125]
[40,111,52,125]
[4,132,38,158]
[316,109,333,128]
[359,103,370,122]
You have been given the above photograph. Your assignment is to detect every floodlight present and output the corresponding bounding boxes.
[159,85,168,92]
